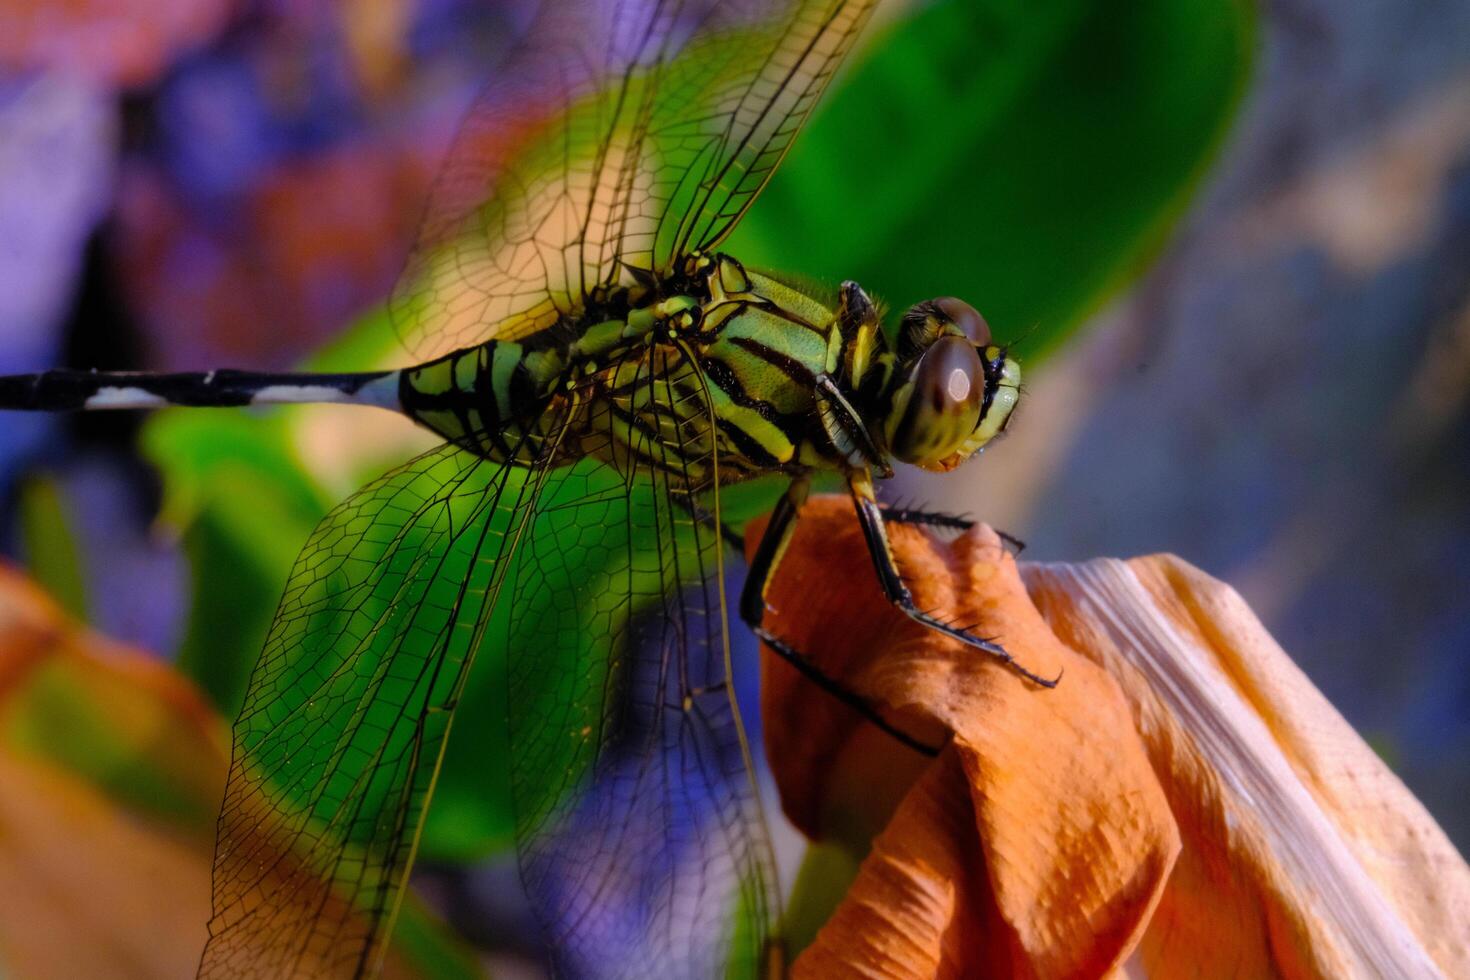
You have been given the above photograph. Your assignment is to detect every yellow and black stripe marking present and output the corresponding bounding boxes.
[397,255,890,487]
[400,340,566,463]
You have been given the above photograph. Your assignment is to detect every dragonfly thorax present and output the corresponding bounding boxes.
[397,258,1021,484]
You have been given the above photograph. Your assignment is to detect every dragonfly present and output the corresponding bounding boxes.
[0,0,1047,975]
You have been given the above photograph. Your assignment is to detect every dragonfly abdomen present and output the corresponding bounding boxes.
[0,367,400,412]
[400,338,567,462]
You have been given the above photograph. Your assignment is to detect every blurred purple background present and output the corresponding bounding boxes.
[0,0,532,649]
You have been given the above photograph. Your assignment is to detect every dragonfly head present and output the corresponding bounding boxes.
[881,297,1021,472]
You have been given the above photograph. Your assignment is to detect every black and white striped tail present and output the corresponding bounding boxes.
[0,368,402,413]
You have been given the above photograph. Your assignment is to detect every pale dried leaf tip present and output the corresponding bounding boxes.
[1024,556,1469,979]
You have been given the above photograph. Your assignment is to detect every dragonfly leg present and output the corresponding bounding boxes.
[996,528,1027,555]
[878,505,974,531]
[738,476,810,629]
[740,476,940,757]
[754,627,939,757]
[849,471,1059,688]
[878,506,1027,555]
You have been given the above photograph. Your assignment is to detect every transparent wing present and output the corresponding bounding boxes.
[198,435,563,978]
[646,0,874,265]
[198,359,777,975]
[390,0,875,359]
[505,354,776,977]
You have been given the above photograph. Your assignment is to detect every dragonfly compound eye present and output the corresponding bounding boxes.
[898,296,991,360]
[931,296,991,346]
[885,335,985,469]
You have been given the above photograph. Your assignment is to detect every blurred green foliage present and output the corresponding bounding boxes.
[119,0,1255,947]
[144,412,332,718]
[5,655,218,833]
[732,0,1255,357]
[16,476,89,621]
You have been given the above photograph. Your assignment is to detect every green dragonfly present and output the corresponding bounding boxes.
[0,0,1046,975]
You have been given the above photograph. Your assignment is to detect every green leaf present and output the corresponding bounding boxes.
[15,475,88,621]
[778,841,863,963]
[389,902,487,980]
[729,0,1255,361]
[4,655,219,834]
[141,411,330,718]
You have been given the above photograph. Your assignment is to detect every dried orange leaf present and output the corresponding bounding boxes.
[753,497,1179,978]
[0,750,213,978]
[0,565,223,978]
[0,565,439,979]
[754,496,1468,979]
[788,750,990,980]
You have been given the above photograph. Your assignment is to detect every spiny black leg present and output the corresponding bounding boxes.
[877,504,1026,554]
[996,529,1027,555]
[850,472,1060,688]
[740,477,939,755]
[753,627,940,757]
[879,506,975,531]
[738,477,809,628]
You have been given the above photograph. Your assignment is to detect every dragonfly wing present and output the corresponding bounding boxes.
[199,377,776,976]
[505,359,777,977]
[198,436,563,978]
[390,0,875,359]
[648,0,876,264]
